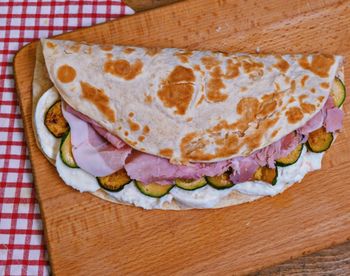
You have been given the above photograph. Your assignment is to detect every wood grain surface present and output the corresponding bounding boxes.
[13,0,350,275]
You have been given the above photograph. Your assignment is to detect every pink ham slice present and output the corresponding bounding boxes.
[62,103,131,177]
[64,104,128,149]
[230,156,259,183]
[125,152,230,184]
[60,94,343,184]
[324,108,343,132]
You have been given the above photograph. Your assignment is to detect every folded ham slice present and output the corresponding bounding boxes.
[62,94,343,183]
[62,103,131,177]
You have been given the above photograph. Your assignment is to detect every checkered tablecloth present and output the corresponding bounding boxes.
[0,1,133,275]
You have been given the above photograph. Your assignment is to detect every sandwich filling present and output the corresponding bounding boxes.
[34,39,346,209]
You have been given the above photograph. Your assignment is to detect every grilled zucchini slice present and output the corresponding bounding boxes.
[206,172,234,189]
[253,166,278,185]
[331,77,346,107]
[44,101,69,138]
[97,169,131,192]
[60,131,78,168]
[276,144,303,167]
[135,181,174,198]
[306,127,333,153]
[175,177,207,191]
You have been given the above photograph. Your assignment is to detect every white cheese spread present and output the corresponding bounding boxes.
[34,88,61,160]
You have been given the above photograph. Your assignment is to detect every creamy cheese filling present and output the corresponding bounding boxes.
[34,87,61,160]
[55,146,324,209]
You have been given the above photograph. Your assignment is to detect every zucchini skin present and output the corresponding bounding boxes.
[175,177,207,191]
[206,172,234,190]
[60,131,79,168]
[331,77,346,107]
[135,181,174,198]
[276,144,304,167]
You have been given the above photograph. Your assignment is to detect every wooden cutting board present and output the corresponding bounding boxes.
[13,0,350,274]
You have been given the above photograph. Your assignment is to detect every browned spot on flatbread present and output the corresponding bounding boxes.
[301,103,316,113]
[194,64,201,71]
[301,75,309,87]
[80,81,115,122]
[274,82,281,91]
[125,138,137,146]
[237,97,259,120]
[144,94,152,104]
[69,43,81,53]
[299,95,315,114]
[207,67,228,103]
[271,129,280,138]
[288,97,295,103]
[262,93,275,101]
[285,76,290,84]
[124,131,129,136]
[180,132,239,161]
[225,59,240,79]
[318,96,325,102]
[123,47,135,54]
[201,56,220,70]
[127,118,140,132]
[290,80,296,92]
[245,117,279,150]
[258,100,277,117]
[100,45,113,51]
[46,41,56,49]
[175,51,192,63]
[273,57,290,73]
[196,95,205,107]
[310,88,316,93]
[299,95,308,101]
[128,112,134,117]
[143,125,150,135]
[298,54,335,78]
[320,82,330,89]
[242,60,263,74]
[285,107,303,124]
[186,117,193,122]
[57,65,76,83]
[138,135,145,142]
[104,59,143,80]
[240,87,247,93]
[145,47,161,56]
[159,148,173,158]
[157,66,195,115]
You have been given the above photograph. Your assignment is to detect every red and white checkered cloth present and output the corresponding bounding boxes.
[0,1,133,275]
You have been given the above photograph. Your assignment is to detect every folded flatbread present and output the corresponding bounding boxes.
[32,38,345,210]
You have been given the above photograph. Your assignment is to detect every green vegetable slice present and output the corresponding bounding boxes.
[175,177,207,191]
[44,101,69,138]
[276,144,303,167]
[135,181,174,198]
[330,77,346,107]
[253,166,278,185]
[60,131,78,168]
[206,172,234,190]
[97,169,131,192]
[306,127,333,153]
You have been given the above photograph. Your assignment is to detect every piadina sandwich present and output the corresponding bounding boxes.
[33,39,346,210]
